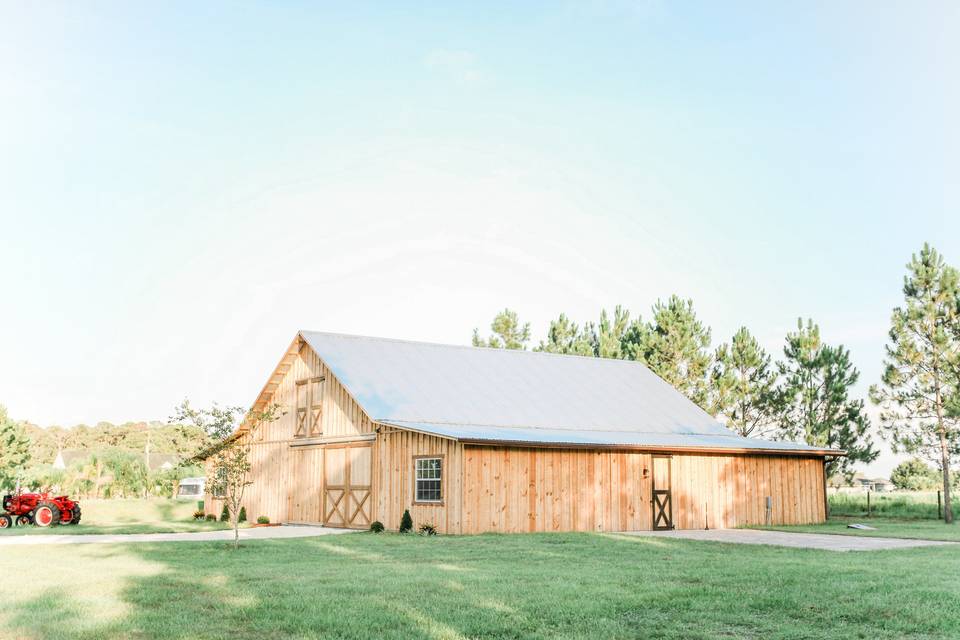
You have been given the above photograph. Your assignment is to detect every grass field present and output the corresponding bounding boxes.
[3,529,959,640]
[0,499,234,536]
[760,515,960,542]
[828,491,956,519]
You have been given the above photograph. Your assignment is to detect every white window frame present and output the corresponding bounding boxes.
[413,456,443,505]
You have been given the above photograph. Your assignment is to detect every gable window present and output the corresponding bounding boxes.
[414,457,443,503]
[295,376,324,438]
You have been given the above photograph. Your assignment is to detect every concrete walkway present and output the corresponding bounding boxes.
[0,525,353,546]
[619,528,955,552]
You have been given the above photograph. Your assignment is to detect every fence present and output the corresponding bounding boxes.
[828,490,958,520]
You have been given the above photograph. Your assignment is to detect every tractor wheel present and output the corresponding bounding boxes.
[33,502,61,528]
[16,515,31,527]
[0,515,11,529]
[67,506,81,525]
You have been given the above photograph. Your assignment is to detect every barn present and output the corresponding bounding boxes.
[203,331,840,534]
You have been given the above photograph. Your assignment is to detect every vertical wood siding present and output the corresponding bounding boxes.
[460,447,825,534]
[373,429,463,534]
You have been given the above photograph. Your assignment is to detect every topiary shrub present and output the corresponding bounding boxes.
[238,506,247,523]
[257,515,270,525]
[399,509,413,533]
[369,521,385,533]
[205,514,217,521]
[220,505,229,522]
[193,510,205,521]
[418,523,438,536]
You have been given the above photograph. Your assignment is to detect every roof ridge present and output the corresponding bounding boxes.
[298,329,651,367]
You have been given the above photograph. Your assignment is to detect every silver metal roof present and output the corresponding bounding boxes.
[299,331,836,455]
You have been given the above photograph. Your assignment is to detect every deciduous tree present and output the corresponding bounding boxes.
[870,244,960,523]
[889,458,940,492]
[0,405,31,491]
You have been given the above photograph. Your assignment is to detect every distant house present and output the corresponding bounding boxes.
[203,331,842,533]
[828,473,893,493]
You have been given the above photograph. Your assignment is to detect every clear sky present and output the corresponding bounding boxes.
[1,2,957,477]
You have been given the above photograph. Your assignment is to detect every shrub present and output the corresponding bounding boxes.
[369,521,385,533]
[220,505,229,522]
[257,516,270,525]
[238,506,247,523]
[205,514,217,521]
[399,509,413,533]
[193,510,205,521]
[418,523,437,536]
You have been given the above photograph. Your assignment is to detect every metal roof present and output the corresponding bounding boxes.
[299,331,839,456]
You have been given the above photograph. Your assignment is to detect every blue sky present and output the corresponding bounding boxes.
[1,2,957,475]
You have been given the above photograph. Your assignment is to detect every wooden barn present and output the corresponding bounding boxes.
[203,331,840,534]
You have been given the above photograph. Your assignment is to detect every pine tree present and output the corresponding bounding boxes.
[597,306,630,359]
[710,327,779,437]
[472,309,531,350]
[536,313,595,356]
[0,405,31,491]
[870,244,960,523]
[621,296,713,409]
[399,509,413,533]
[775,319,877,478]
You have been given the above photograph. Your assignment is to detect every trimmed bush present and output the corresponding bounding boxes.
[220,505,229,522]
[369,521,385,533]
[399,509,413,533]
[193,510,205,521]
[418,523,438,536]
[257,516,270,525]
[205,514,217,521]
[238,506,247,523]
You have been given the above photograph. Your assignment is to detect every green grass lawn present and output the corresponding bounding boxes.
[3,532,959,640]
[0,498,235,535]
[758,515,960,542]
[828,491,956,519]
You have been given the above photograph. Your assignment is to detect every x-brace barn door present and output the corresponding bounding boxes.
[323,445,372,529]
[651,455,674,530]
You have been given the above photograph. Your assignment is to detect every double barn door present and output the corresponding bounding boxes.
[322,444,372,529]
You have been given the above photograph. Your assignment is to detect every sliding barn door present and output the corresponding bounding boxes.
[323,445,373,529]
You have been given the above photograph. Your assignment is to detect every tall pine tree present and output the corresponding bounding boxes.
[775,319,877,478]
[869,244,960,523]
[472,309,531,350]
[710,327,779,437]
[536,313,595,356]
[621,296,713,409]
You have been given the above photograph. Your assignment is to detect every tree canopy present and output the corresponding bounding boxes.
[472,309,531,350]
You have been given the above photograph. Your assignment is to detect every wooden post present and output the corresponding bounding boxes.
[765,496,772,526]
[867,490,871,518]
[938,490,943,520]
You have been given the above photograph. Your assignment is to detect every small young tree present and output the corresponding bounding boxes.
[174,400,280,549]
[710,327,779,437]
[399,509,413,533]
[870,244,960,523]
[472,309,531,350]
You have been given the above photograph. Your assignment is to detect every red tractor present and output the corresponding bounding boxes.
[0,492,81,528]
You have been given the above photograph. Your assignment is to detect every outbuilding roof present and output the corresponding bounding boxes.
[296,331,839,456]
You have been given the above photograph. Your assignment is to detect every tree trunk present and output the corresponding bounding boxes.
[940,429,953,524]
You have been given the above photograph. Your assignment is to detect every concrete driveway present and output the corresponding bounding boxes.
[618,528,955,551]
[0,525,354,546]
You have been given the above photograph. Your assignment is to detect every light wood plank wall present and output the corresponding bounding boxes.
[372,429,463,534]
[460,447,824,534]
[205,343,375,523]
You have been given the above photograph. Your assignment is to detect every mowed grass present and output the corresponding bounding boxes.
[3,532,960,640]
[760,515,960,542]
[0,498,234,535]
